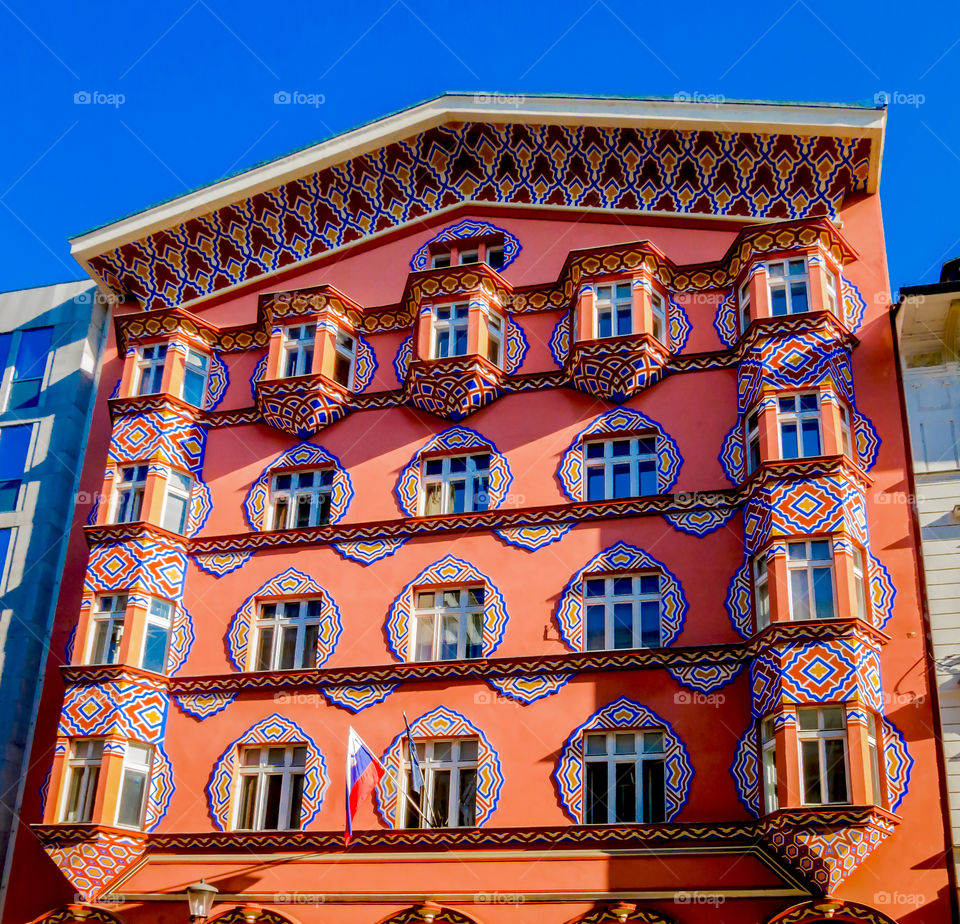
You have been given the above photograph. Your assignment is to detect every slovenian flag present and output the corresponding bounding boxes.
[345,727,385,846]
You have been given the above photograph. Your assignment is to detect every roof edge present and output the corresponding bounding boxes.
[68,93,886,266]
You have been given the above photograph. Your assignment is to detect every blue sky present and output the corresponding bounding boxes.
[0,0,957,296]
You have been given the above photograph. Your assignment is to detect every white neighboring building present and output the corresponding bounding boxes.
[897,256,960,891]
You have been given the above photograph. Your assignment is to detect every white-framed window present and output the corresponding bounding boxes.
[140,597,173,674]
[650,292,668,345]
[739,279,751,332]
[778,393,822,458]
[760,717,778,813]
[583,729,666,824]
[752,553,770,630]
[745,409,761,474]
[798,706,849,805]
[161,470,193,534]
[421,453,490,515]
[787,539,836,620]
[60,739,103,823]
[112,465,148,524]
[401,738,478,828]
[486,246,505,270]
[458,248,479,265]
[235,744,307,830]
[269,469,334,529]
[332,329,356,389]
[412,587,484,662]
[135,344,167,397]
[116,742,153,829]
[852,546,869,622]
[583,574,661,650]
[767,259,810,316]
[584,436,658,501]
[180,348,210,407]
[254,599,324,671]
[839,402,854,460]
[432,304,470,358]
[431,253,452,269]
[825,268,839,317]
[281,324,316,378]
[486,311,504,368]
[87,594,127,665]
[595,283,632,338]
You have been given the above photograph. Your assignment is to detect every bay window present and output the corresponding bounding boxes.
[112,465,147,524]
[595,283,632,338]
[135,344,167,396]
[486,311,504,367]
[798,706,849,805]
[787,539,836,620]
[767,259,810,316]
[87,594,127,665]
[116,743,153,828]
[432,304,469,358]
[180,348,210,407]
[651,291,667,345]
[778,393,822,458]
[333,329,356,389]
[61,739,103,824]
[281,324,316,378]
[140,597,173,674]
[161,470,193,533]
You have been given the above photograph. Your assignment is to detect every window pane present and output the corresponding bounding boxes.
[801,419,822,456]
[289,773,305,829]
[431,769,452,826]
[637,460,657,496]
[824,739,848,803]
[812,566,835,619]
[262,774,283,828]
[451,480,466,514]
[141,621,170,673]
[162,492,189,533]
[790,281,809,312]
[781,422,799,458]
[643,759,666,823]
[15,327,52,379]
[790,570,811,620]
[9,380,41,408]
[585,761,608,824]
[424,483,442,515]
[117,768,147,827]
[614,762,637,823]
[585,605,605,650]
[302,624,318,670]
[458,768,477,826]
[613,603,632,649]
[440,614,458,660]
[0,424,32,481]
[640,600,660,648]
[256,626,274,671]
[465,612,483,659]
[612,463,631,499]
[801,740,823,803]
[587,467,605,501]
[415,615,434,661]
[770,286,788,316]
[278,625,298,670]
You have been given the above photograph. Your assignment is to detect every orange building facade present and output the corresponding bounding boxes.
[3,96,953,924]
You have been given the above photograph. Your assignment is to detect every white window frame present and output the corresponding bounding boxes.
[582,573,662,651]
[825,267,840,317]
[281,324,316,378]
[458,248,479,265]
[760,717,779,813]
[332,329,356,389]
[411,587,484,662]
[111,465,148,524]
[582,728,666,824]
[135,343,167,396]
[115,742,154,829]
[485,310,504,368]
[253,598,324,671]
[787,539,836,621]
[269,468,335,529]
[752,553,770,631]
[867,713,883,806]
[420,453,490,516]
[766,258,810,316]
[839,401,855,460]
[233,744,307,831]
[745,408,761,474]
[486,245,505,270]
[739,278,751,332]
[777,392,823,459]
[852,546,869,622]
[650,291,668,346]
[60,739,104,824]
[400,737,479,829]
[583,436,659,501]
[86,594,128,665]
[180,347,210,408]
[594,283,633,339]
[139,597,173,674]
[432,303,470,359]
[797,706,850,806]
[161,469,194,534]
[431,253,452,269]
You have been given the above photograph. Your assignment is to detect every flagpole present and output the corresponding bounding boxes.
[354,729,432,829]
[403,711,436,826]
